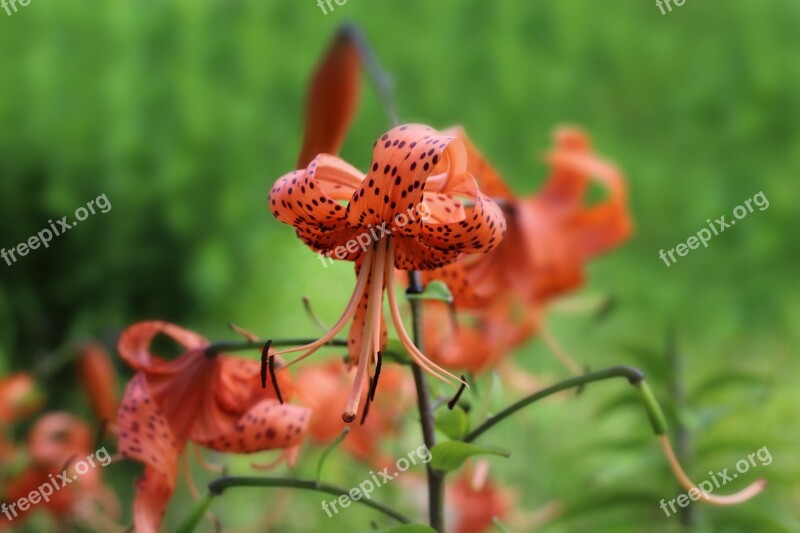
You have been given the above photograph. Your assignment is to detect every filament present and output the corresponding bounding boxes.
[383,239,465,387]
[343,242,387,422]
[279,246,374,366]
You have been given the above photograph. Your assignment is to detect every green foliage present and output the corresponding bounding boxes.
[0,1,798,532]
[429,441,510,473]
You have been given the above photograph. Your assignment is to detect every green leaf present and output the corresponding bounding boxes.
[435,406,469,440]
[405,280,453,303]
[429,441,510,473]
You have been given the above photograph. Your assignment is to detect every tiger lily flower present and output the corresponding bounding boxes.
[269,124,507,422]
[116,321,310,533]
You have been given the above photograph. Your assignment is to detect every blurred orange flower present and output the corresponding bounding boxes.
[0,373,43,426]
[295,360,414,468]
[424,126,632,371]
[2,413,117,527]
[116,321,310,533]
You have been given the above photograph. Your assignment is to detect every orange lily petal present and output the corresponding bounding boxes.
[443,126,513,199]
[196,400,310,454]
[118,321,207,371]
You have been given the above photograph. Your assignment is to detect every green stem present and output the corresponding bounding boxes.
[464,366,668,443]
[204,338,349,356]
[175,493,215,533]
[407,271,445,533]
[177,477,411,533]
[340,23,399,126]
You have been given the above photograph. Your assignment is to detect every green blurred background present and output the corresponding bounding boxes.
[1,0,798,531]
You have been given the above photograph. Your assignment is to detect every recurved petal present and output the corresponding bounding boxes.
[393,235,462,271]
[420,185,506,256]
[117,374,181,487]
[443,126,513,199]
[539,126,593,205]
[196,400,310,454]
[546,150,632,257]
[270,155,364,255]
[346,125,468,232]
[118,321,207,371]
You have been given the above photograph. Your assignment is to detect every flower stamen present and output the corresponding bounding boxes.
[279,246,375,367]
[343,242,387,422]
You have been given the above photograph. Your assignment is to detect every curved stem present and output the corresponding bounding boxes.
[463,366,655,443]
[463,366,765,507]
[407,271,445,533]
[177,477,411,533]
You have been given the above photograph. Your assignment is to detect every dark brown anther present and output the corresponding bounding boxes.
[360,387,372,425]
[268,351,284,405]
[368,351,383,403]
[260,340,271,389]
[447,375,467,410]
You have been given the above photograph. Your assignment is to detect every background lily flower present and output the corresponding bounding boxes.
[423,126,632,369]
[2,412,118,529]
[431,126,632,309]
[295,360,414,468]
[0,373,43,426]
[445,464,514,533]
[423,299,538,374]
[269,124,507,422]
[116,321,310,533]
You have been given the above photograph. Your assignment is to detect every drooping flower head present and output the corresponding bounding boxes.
[116,321,310,533]
[269,124,506,422]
